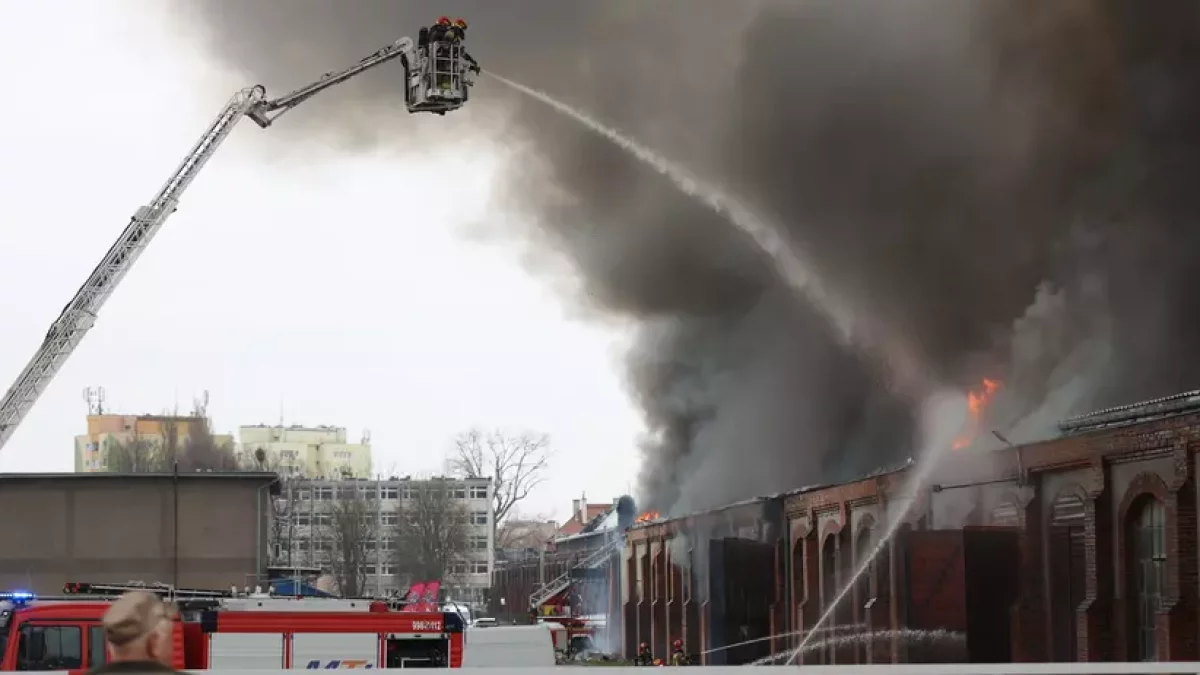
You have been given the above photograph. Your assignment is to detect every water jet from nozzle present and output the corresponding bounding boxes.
[486,72,928,396]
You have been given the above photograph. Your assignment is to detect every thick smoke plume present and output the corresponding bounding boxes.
[182,0,1200,515]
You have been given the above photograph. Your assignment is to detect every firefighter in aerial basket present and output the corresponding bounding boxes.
[430,16,452,42]
[635,642,653,666]
[450,18,481,74]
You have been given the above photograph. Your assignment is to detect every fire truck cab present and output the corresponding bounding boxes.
[0,586,464,671]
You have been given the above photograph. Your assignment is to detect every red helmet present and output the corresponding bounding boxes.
[453,18,468,29]
[639,642,648,649]
[673,639,682,648]
[436,16,451,25]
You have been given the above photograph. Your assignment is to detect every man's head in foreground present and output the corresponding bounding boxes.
[101,591,176,666]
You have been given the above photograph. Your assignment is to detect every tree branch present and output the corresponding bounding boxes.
[447,428,552,528]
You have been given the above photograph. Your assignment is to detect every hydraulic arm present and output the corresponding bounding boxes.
[0,33,475,452]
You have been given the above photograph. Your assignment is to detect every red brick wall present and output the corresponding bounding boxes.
[629,409,1200,664]
[907,531,967,635]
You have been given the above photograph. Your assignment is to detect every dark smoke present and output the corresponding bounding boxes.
[180,0,1200,515]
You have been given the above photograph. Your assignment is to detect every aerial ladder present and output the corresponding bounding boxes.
[0,31,479,452]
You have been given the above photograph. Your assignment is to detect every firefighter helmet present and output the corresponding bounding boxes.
[673,639,682,649]
[436,16,451,25]
[454,18,468,29]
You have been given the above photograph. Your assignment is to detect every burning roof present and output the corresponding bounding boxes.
[633,510,661,525]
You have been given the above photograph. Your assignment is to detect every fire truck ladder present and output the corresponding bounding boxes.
[0,29,478,453]
[63,581,234,598]
[529,536,622,609]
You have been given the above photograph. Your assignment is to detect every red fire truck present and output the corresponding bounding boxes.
[0,582,465,671]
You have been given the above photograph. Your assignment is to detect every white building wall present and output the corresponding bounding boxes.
[268,476,495,606]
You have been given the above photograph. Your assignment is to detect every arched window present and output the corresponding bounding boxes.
[820,534,838,664]
[1049,492,1085,661]
[854,526,875,663]
[1129,496,1166,661]
[855,526,875,607]
[791,537,804,636]
[822,534,838,605]
[636,548,648,602]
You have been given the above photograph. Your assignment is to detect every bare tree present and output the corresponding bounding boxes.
[497,513,557,550]
[448,428,552,527]
[178,415,239,472]
[393,479,470,582]
[381,461,400,480]
[268,478,304,569]
[102,432,168,473]
[269,497,294,568]
[328,485,377,597]
[159,416,183,469]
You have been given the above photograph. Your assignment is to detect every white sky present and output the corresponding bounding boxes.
[0,1,644,521]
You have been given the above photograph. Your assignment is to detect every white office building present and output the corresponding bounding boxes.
[268,476,494,605]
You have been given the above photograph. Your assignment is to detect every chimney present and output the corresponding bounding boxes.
[571,499,581,522]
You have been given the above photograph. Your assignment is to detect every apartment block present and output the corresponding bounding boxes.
[74,414,235,472]
[238,424,372,479]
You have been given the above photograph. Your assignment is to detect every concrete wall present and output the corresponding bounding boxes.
[0,472,277,593]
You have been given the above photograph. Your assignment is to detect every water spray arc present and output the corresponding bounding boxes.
[777,378,1002,665]
[486,73,981,665]
[781,449,946,665]
[486,73,927,395]
[754,629,966,665]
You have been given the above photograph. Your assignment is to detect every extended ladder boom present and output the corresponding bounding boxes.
[0,86,265,452]
[0,33,450,452]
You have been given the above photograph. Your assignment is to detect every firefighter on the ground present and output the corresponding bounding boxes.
[86,591,185,675]
[635,642,653,666]
[671,639,690,666]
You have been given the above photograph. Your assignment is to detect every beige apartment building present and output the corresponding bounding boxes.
[237,424,372,479]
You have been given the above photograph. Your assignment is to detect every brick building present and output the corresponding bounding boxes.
[624,390,1200,664]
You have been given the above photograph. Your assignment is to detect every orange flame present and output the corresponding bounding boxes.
[951,378,1001,450]
[635,510,661,524]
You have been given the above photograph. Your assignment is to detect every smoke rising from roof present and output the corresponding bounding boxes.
[183,0,1200,515]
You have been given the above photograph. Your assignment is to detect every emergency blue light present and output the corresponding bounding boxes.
[0,591,35,604]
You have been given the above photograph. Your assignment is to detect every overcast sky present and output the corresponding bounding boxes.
[0,1,643,520]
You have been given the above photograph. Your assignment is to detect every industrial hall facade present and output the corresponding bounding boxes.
[616,391,1200,664]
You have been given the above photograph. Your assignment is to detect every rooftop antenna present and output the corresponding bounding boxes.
[82,386,106,415]
[278,396,285,428]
